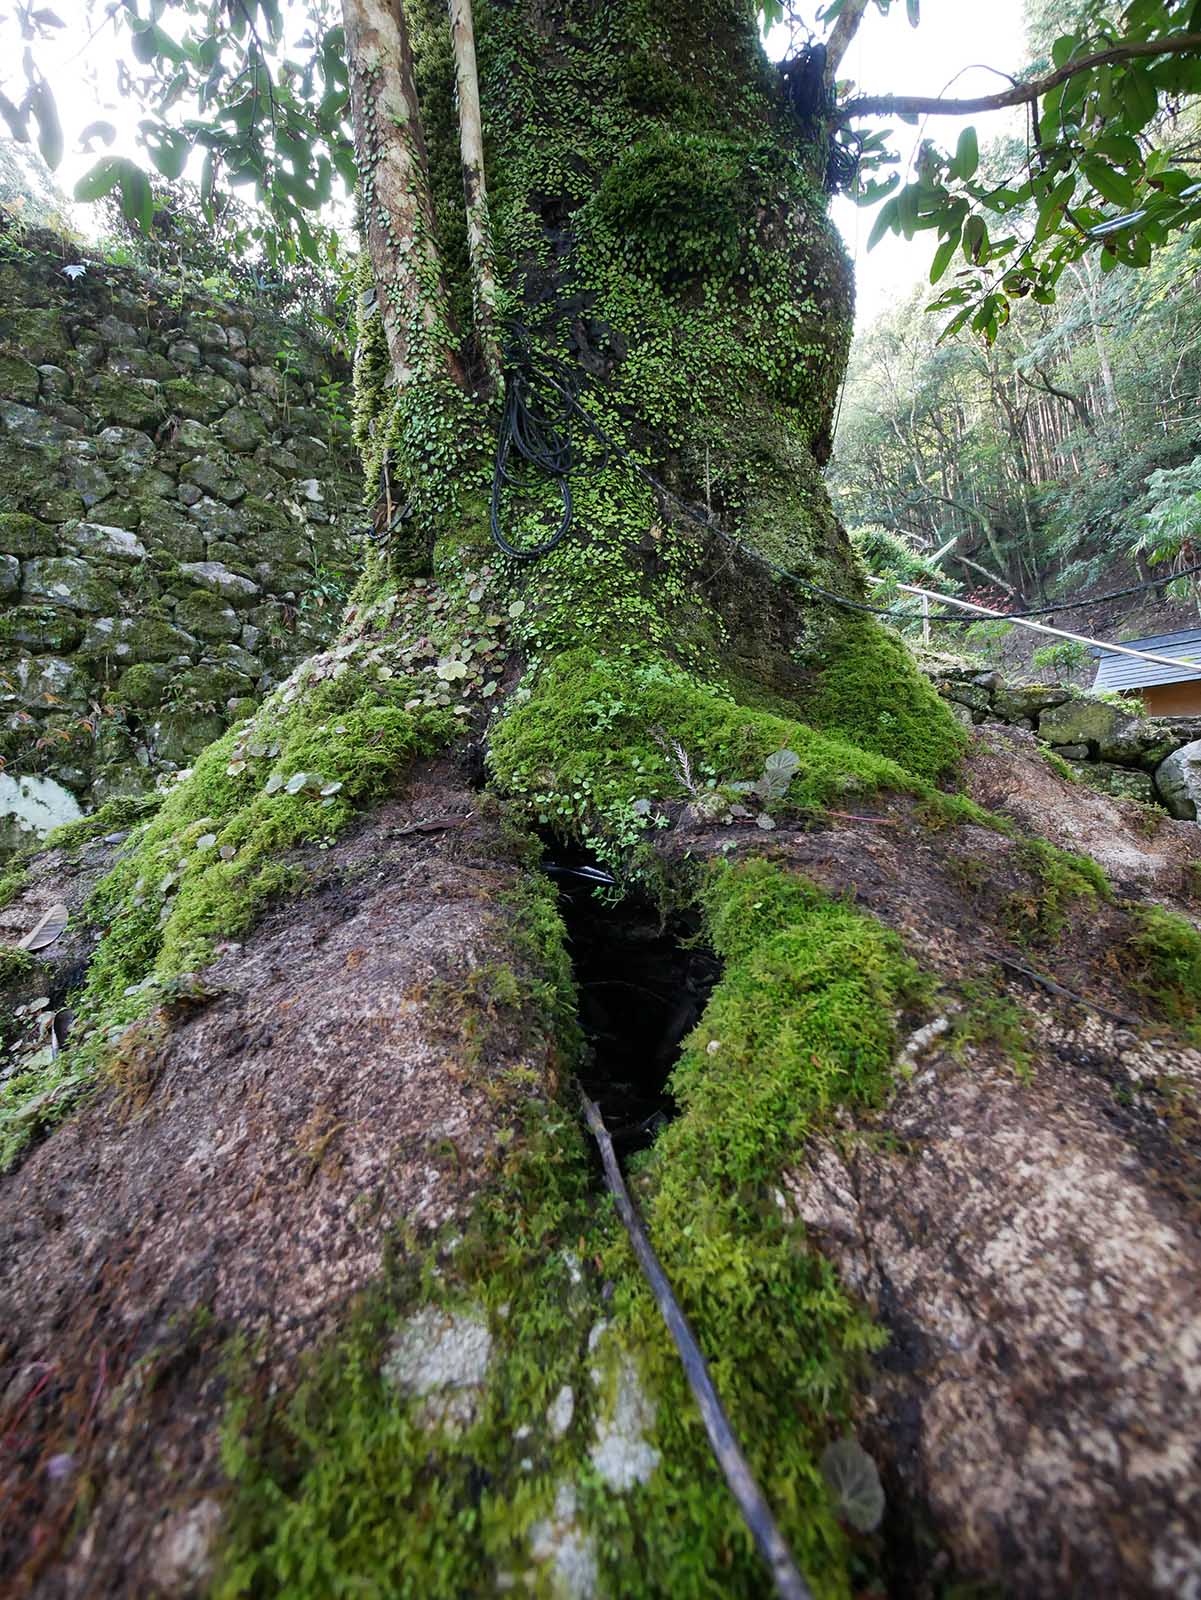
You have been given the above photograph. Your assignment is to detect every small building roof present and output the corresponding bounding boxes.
[1090,628,1201,693]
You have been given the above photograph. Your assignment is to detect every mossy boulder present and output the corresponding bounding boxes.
[0,354,40,405]
[0,307,74,366]
[66,522,148,563]
[0,554,17,597]
[114,662,172,708]
[0,512,56,557]
[87,374,166,432]
[992,683,1071,722]
[137,502,205,562]
[21,558,120,614]
[178,561,261,607]
[14,655,91,710]
[173,589,242,642]
[0,606,83,654]
[1072,762,1157,804]
[148,708,233,763]
[180,455,247,506]
[218,405,270,454]
[186,495,248,541]
[1038,696,1129,750]
[81,616,199,665]
[163,373,239,423]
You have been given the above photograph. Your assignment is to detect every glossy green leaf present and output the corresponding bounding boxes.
[30,79,62,170]
[952,126,978,182]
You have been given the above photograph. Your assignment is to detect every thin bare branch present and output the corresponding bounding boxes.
[838,31,1201,121]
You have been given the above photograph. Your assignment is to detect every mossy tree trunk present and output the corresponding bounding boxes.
[6,5,1201,1598]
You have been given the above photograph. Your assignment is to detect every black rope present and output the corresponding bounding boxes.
[489,331,608,561]
[488,331,1201,627]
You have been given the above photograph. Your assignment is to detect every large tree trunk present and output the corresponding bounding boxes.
[3,3,1201,1597]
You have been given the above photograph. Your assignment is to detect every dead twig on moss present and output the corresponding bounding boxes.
[581,1094,814,1600]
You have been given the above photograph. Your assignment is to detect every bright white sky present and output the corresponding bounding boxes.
[778,0,1030,322]
[7,0,1027,325]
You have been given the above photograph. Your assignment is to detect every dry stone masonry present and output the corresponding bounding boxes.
[0,227,362,851]
[931,665,1201,816]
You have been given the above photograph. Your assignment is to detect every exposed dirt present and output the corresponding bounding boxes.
[966,722,1201,902]
[0,767,567,1597]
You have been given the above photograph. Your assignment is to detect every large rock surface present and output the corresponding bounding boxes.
[1155,738,1201,820]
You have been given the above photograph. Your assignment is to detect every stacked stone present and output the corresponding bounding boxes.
[932,668,1201,815]
[0,229,362,849]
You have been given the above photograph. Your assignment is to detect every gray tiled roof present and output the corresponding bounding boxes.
[1090,628,1201,691]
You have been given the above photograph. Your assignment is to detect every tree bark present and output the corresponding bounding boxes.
[3,4,1201,1597]
[448,0,503,389]
[343,0,464,398]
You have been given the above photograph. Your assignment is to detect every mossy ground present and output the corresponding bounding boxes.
[1126,903,1201,1042]
[488,647,960,875]
[215,859,924,1598]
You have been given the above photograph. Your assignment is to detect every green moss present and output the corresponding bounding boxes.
[1002,838,1110,946]
[0,860,28,911]
[0,945,36,987]
[41,793,163,855]
[1039,746,1080,784]
[0,672,453,1170]
[795,620,966,784]
[1126,904,1201,1042]
[948,977,1036,1082]
[215,858,927,1598]
[489,650,920,870]
[585,129,789,286]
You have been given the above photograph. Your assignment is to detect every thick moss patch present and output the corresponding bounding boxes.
[1126,904,1201,1042]
[794,620,967,784]
[488,650,920,868]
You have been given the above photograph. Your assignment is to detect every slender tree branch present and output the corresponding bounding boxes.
[838,31,1201,121]
[342,0,464,393]
[824,0,870,87]
[448,0,503,391]
[1017,366,1092,429]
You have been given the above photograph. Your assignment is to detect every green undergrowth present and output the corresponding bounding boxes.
[948,977,1037,1082]
[0,670,452,1171]
[0,857,28,911]
[489,650,929,870]
[215,857,926,1598]
[1003,838,1111,946]
[0,944,36,987]
[1125,904,1201,1043]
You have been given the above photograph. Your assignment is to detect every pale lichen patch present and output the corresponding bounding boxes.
[547,1383,575,1440]
[382,1305,492,1431]
[528,1483,599,1600]
[588,1344,660,1491]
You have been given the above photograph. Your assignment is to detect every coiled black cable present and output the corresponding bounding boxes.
[489,333,609,561]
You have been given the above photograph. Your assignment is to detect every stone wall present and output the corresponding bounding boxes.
[931,666,1201,815]
[0,227,363,851]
